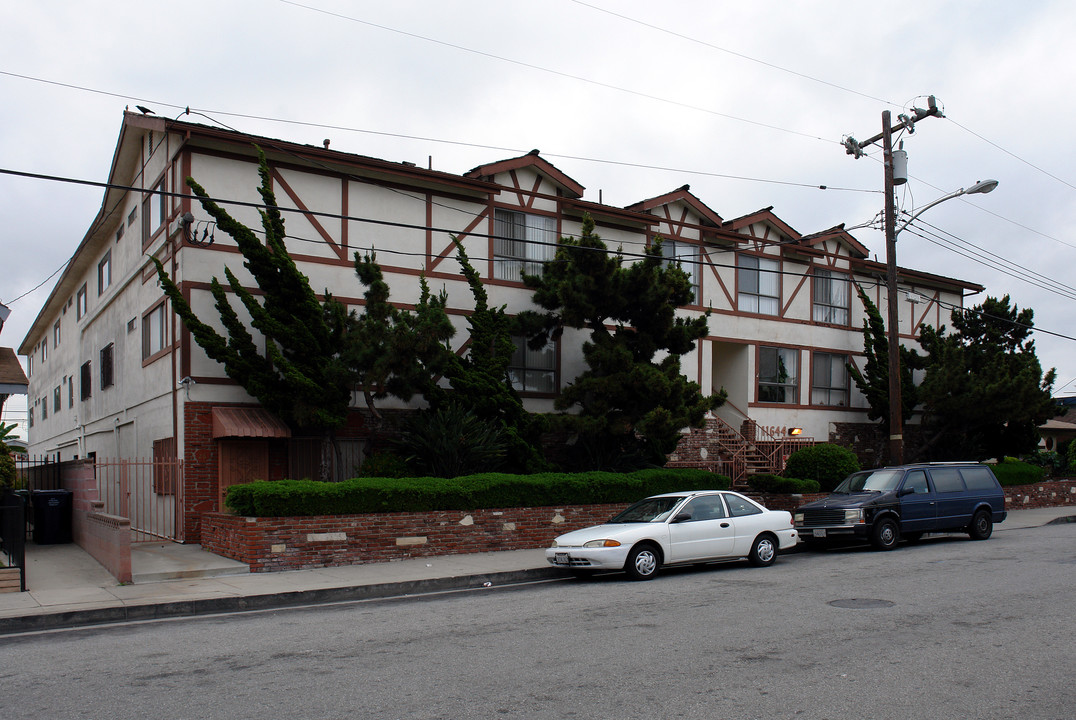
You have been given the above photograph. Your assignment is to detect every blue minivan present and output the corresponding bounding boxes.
[793,462,1007,550]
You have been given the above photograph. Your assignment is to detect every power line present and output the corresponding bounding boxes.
[277,0,835,145]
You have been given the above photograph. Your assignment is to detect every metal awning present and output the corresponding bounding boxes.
[211,406,291,439]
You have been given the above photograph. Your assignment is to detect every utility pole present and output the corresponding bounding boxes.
[843,96,942,465]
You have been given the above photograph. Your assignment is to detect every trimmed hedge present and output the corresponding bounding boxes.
[745,473,821,494]
[990,460,1045,487]
[225,468,732,517]
[782,444,860,492]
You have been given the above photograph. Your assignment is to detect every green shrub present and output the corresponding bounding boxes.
[0,444,14,489]
[745,473,821,494]
[356,450,411,478]
[224,468,731,517]
[782,444,860,492]
[395,403,508,478]
[1066,440,1076,474]
[989,460,1044,487]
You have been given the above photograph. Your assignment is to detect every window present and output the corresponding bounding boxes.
[930,468,965,493]
[41,396,47,420]
[960,467,998,491]
[80,361,92,400]
[508,337,556,394]
[40,340,46,364]
[143,177,167,243]
[813,269,850,325]
[127,207,137,227]
[28,407,33,428]
[681,495,726,521]
[68,376,74,408]
[53,320,61,348]
[811,353,849,406]
[661,240,700,305]
[143,303,168,359]
[725,493,763,517]
[493,209,556,282]
[98,250,112,295]
[53,386,61,413]
[758,346,798,403]
[903,470,930,494]
[100,343,114,389]
[76,284,88,320]
[116,223,124,243]
[738,255,780,315]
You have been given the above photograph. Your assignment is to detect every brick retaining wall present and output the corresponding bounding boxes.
[200,480,1076,573]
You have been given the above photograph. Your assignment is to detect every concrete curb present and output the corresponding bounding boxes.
[0,566,566,636]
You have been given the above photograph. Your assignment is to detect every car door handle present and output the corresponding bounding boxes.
[720,522,730,528]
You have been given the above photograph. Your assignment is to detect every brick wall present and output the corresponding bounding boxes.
[199,480,1076,573]
[201,503,628,572]
[59,459,132,583]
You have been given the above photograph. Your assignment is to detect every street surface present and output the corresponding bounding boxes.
[0,521,1072,719]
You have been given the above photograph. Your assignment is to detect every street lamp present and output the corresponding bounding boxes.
[884,166,999,465]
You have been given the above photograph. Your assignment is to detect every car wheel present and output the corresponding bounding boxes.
[748,534,778,567]
[968,510,993,540]
[625,543,661,580]
[871,517,899,551]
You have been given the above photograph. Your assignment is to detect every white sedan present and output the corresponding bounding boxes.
[546,490,797,580]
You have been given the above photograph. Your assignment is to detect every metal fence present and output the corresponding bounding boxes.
[96,457,184,543]
[0,493,27,592]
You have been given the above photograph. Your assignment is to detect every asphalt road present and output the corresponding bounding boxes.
[1,521,1072,720]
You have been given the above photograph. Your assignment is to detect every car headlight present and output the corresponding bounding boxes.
[845,509,864,524]
[550,540,560,549]
[582,539,622,549]
[793,513,804,523]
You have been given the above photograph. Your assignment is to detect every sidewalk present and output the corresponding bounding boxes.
[1,506,1072,635]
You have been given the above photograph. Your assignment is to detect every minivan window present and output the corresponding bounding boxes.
[835,469,904,493]
[960,466,997,490]
[930,468,966,493]
[902,470,930,494]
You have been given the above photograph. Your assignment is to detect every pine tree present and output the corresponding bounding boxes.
[518,214,723,469]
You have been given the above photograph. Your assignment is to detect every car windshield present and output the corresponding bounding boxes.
[608,496,683,523]
[834,469,904,493]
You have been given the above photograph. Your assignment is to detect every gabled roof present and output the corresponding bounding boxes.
[465,150,585,199]
[722,206,802,241]
[795,224,870,260]
[0,347,28,395]
[625,184,724,227]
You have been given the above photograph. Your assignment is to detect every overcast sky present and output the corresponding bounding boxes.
[3,0,1075,437]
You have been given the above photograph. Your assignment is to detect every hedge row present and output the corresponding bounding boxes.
[225,468,732,517]
[990,460,1045,487]
[745,473,821,494]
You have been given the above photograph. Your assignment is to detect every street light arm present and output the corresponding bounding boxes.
[893,179,998,236]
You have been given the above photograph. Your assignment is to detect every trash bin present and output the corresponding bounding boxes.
[31,489,73,545]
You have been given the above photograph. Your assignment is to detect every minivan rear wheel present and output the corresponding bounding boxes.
[871,517,899,551]
[968,510,993,540]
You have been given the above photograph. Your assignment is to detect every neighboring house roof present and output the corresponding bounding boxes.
[0,347,28,395]
[465,150,585,199]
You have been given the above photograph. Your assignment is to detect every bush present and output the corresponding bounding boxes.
[745,473,820,494]
[225,468,732,517]
[990,460,1044,487]
[356,450,411,478]
[0,444,14,490]
[782,444,860,492]
[395,403,508,478]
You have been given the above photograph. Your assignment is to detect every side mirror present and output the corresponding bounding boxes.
[898,487,915,497]
[672,512,692,523]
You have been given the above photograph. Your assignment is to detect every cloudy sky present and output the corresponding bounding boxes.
[3,0,1075,436]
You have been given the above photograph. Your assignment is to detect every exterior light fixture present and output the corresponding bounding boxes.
[788,427,803,437]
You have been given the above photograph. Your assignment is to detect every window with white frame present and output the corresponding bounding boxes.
[813,269,850,325]
[508,336,557,394]
[812,352,849,406]
[493,209,556,282]
[661,239,700,305]
[738,255,780,315]
[80,361,92,400]
[40,339,46,364]
[53,385,61,413]
[53,320,61,348]
[143,303,167,359]
[41,395,48,420]
[758,346,798,403]
[98,250,112,295]
[76,284,88,320]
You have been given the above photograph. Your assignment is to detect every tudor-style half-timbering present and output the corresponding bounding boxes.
[19,112,984,539]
